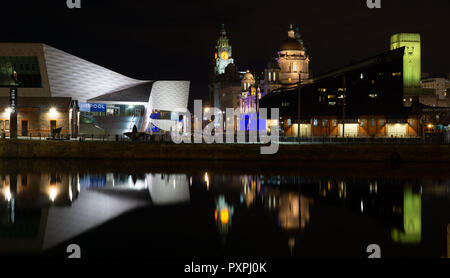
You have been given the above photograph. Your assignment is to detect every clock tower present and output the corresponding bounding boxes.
[214,24,234,75]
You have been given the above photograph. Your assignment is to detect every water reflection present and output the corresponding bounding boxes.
[0,165,448,257]
[147,174,190,205]
[447,224,450,258]
[215,195,234,242]
[0,172,191,253]
[391,186,421,244]
[205,173,448,257]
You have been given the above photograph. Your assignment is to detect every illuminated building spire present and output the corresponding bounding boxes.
[288,24,295,39]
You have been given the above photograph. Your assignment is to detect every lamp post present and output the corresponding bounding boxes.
[342,75,347,138]
[297,81,301,141]
[9,88,18,139]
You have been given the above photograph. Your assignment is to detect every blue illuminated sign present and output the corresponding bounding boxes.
[239,113,266,131]
[79,103,106,112]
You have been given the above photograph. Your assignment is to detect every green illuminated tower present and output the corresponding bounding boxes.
[390,33,421,93]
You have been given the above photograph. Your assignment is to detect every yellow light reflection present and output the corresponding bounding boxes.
[204,172,209,190]
[49,187,58,202]
[220,209,229,224]
[4,187,11,202]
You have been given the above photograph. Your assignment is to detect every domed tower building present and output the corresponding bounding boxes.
[242,70,256,92]
[214,24,234,75]
[209,24,241,113]
[277,24,310,87]
[240,70,259,113]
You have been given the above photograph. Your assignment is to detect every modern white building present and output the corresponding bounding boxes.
[0,43,190,136]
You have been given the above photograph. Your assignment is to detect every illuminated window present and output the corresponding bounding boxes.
[322,119,328,127]
[379,119,385,126]
[333,119,338,127]
[288,77,292,83]
[409,118,414,126]
[360,120,365,127]
[293,63,297,72]
[370,119,376,127]
[313,119,318,126]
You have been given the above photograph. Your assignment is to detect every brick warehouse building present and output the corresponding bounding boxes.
[0,97,78,138]
[260,46,421,138]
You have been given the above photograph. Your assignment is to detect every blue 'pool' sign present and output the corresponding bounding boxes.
[79,103,106,112]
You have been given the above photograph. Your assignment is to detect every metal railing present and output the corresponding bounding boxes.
[1,132,449,145]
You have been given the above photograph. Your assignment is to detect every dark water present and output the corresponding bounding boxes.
[0,160,448,258]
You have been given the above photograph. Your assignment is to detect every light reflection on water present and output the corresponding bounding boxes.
[0,166,449,258]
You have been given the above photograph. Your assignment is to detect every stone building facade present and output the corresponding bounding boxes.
[276,25,310,87]
[0,97,78,138]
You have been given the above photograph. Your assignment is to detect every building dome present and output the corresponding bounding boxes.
[279,38,304,51]
[242,70,255,81]
[279,24,304,51]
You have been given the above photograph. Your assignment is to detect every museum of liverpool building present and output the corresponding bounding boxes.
[0,43,189,138]
[260,46,421,138]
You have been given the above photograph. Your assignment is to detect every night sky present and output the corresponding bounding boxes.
[3,0,449,106]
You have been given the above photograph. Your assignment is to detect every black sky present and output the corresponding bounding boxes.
[3,0,449,104]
